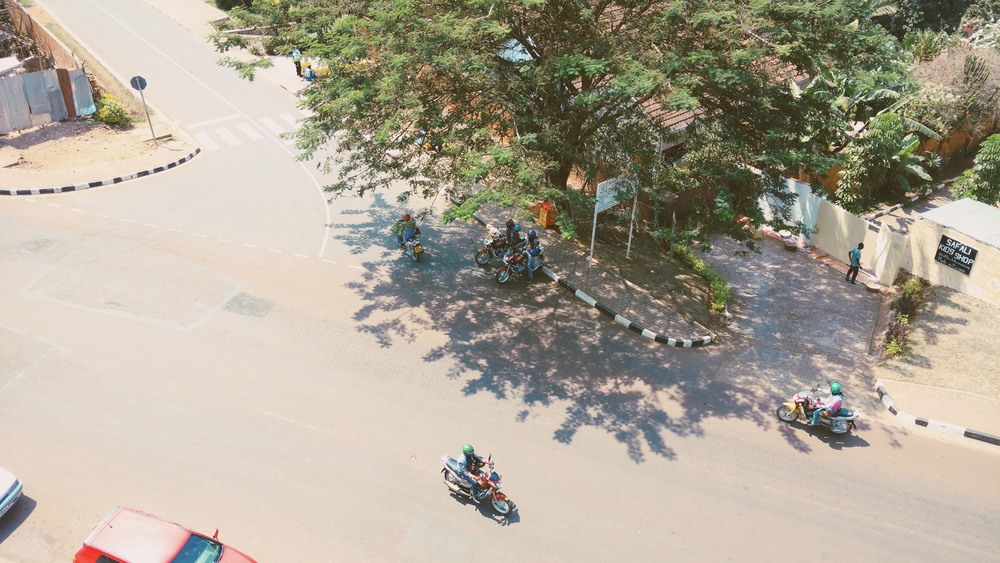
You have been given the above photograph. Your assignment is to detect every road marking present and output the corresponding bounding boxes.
[71,208,83,212]
[259,117,285,135]
[279,112,299,127]
[268,248,283,253]
[348,264,364,270]
[237,122,264,141]
[321,258,337,264]
[119,218,133,223]
[192,233,208,238]
[47,203,61,207]
[167,228,182,233]
[242,243,257,248]
[217,238,233,243]
[214,127,242,146]
[187,114,241,129]
[143,223,159,228]
[293,253,310,258]
[192,132,219,151]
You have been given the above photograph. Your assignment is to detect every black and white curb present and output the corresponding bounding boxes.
[541,266,714,348]
[0,148,201,196]
[875,380,1000,446]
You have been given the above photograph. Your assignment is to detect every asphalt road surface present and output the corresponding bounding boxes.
[1,0,997,561]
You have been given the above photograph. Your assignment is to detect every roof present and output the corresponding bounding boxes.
[920,198,1000,248]
[84,506,191,562]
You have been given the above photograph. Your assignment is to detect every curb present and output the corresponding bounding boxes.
[874,379,1000,446]
[0,148,201,196]
[467,208,715,348]
[863,182,950,221]
[540,266,715,348]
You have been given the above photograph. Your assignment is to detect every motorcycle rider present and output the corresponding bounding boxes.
[507,223,525,252]
[394,213,420,247]
[809,381,844,426]
[458,443,486,502]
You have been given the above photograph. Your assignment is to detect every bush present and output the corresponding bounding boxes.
[94,94,131,129]
[885,313,911,356]
[672,244,730,312]
[892,277,925,316]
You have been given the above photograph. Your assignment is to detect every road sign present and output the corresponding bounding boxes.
[595,177,631,214]
[128,75,156,145]
[129,75,147,91]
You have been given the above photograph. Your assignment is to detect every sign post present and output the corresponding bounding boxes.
[590,177,632,265]
[129,75,156,146]
[934,235,978,275]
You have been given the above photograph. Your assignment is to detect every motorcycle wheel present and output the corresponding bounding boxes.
[831,420,849,434]
[412,249,421,262]
[496,269,511,284]
[491,497,511,515]
[475,251,491,265]
[776,406,798,423]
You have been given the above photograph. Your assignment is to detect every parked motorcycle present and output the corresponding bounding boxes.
[495,247,543,284]
[440,454,513,515]
[776,388,860,434]
[402,235,424,262]
[474,226,508,266]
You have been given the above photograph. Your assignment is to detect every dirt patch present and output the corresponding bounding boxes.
[1,120,158,170]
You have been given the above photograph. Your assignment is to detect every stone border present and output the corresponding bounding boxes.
[0,148,201,196]
[863,181,951,221]
[875,379,1000,446]
[541,266,715,348]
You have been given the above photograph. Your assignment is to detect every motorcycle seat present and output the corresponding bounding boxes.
[832,408,854,418]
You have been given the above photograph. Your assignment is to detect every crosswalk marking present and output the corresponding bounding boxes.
[237,123,264,140]
[215,127,242,146]
[193,132,219,151]
[187,114,241,129]
[280,112,299,127]
[259,117,284,135]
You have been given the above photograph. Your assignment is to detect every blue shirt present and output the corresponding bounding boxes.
[849,247,861,267]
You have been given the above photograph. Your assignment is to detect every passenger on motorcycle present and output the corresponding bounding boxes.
[458,443,486,502]
[507,223,525,252]
[393,214,421,247]
[809,381,844,426]
[525,230,541,283]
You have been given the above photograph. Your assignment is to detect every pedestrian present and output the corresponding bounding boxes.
[846,242,864,285]
[292,47,302,77]
[303,63,316,82]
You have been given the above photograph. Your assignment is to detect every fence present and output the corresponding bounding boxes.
[0,68,95,133]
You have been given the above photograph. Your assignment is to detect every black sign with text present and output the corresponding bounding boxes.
[934,235,978,275]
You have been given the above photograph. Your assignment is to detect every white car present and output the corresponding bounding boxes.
[0,465,23,519]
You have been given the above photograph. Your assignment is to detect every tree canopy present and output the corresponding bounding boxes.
[213,0,905,237]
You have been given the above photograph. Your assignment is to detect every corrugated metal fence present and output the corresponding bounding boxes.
[0,68,95,134]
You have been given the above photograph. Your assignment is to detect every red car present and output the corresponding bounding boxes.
[73,506,257,563]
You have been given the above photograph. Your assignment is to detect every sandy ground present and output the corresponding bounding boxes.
[0,119,156,170]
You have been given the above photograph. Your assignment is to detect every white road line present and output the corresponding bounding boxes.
[214,127,242,146]
[236,122,264,141]
[347,264,364,270]
[119,218,133,223]
[192,132,220,151]
[267,248,283,253]
[293,253,310,258]
[279,112,299,127]
[192,233,208,238]
[47,203,61,207]
[167,228,182,233]
[187,114,241,129]
[242,243,257,248]
[217,238,233,243]
[143,223,159,228]
[259,117,285,135]
[71,208,83,212]
[320,259,337,264]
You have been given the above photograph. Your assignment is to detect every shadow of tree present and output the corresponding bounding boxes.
[333,208,881,462]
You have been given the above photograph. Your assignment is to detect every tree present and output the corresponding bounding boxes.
[953,133,1000,204]
[213,0,907,237]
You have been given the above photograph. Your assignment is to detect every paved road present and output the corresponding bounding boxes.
[0,0,997,561]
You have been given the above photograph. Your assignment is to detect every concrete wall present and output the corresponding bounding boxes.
[909,218,1000,307]
[812,199,910,285]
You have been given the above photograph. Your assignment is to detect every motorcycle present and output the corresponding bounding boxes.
[440,454,513,515]
[474,226,508,266]
[776,388,860,434]
[401,235,424,262]
[495,247,543,284]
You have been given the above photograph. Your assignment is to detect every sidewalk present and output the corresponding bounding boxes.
[470,202,714,347]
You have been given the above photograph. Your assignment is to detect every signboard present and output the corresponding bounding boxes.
[934,235,978,275]
[129,76,147,91]
[595,177,632,214]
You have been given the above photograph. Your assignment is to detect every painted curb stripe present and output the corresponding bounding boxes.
[0,148,201,196]
[873,380,999,446]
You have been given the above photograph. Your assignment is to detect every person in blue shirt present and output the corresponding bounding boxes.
[846,242,864,285]
[458,444,486,502]
[303,63,316,82]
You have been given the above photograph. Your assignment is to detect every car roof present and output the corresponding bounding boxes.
[0,466,17,490]
[84,506,192,561]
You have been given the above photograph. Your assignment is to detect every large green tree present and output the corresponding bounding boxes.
[214,0,903,235]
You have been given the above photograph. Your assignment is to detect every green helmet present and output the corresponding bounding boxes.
[830,381,842,394]
[462,444,474,455]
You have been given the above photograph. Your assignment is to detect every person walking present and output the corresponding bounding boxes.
[292,47,302,77]
[846,242,864,285]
